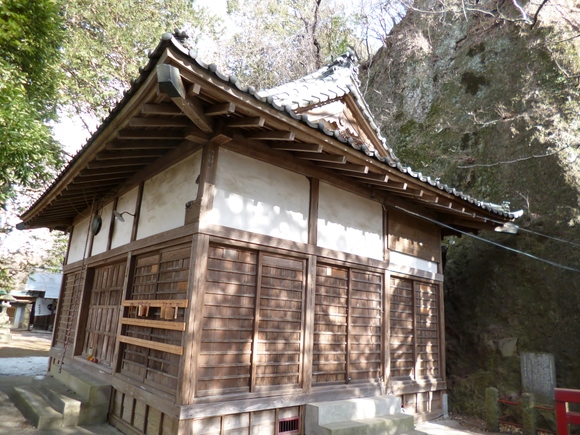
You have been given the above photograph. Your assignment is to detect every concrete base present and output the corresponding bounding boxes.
[12,365,111,429]
[306,396,425,435]
[13,386,63,429]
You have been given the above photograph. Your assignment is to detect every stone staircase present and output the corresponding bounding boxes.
[305,396,428,435]
[12,365,112,430]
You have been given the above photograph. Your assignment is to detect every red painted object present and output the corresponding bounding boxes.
[554,388,580,434]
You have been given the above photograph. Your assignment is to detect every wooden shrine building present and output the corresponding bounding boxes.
[19,33,514,434]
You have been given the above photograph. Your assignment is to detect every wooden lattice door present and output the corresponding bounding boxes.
[313,264,383,385]
[83,262,126,367]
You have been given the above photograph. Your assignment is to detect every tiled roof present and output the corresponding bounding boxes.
[20,33,515,227]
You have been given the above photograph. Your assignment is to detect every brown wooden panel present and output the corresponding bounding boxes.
[415,282,440,379]
[255,254,305,389]
[83,262,126,367]
[313,264,347,385]
[390,277,414,380]
[388,209,441,262]
[197,245,257,396]
[119,244,190,397]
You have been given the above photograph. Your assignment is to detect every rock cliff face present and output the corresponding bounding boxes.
[363,0,580,418]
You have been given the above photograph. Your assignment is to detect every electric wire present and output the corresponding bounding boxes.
[390,204,580,273]
[414,196,580,248]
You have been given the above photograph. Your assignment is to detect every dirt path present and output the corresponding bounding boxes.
[0,330,51,358]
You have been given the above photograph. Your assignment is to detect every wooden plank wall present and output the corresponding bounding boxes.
[119,245,190,397]
[198,245,257,396]
[189,406,301,435]
[389,277,441,381]
[83,262,126,366]
[198,245,306,396]
[389,277,415,379]
[109,388,179,435]
[313,265,382,385]
[313,265,348,385]
[415,282,440,379]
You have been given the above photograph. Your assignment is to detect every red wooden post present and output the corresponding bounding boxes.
[554,388,580,434]
[555,397,569,435]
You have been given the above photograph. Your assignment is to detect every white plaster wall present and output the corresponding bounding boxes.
[389,251,438,274]
[209,148,309,243]
[137,152,202,240]
[111,187,139,249]
[317,182,384,260]
[91,202,113,255]
[67,216,90,264]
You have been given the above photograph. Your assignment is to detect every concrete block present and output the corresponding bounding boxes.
[322,414,414,435]
[522,393,536,435]
[306,396,402,427]
[49,364,111,406]
[32,375,82,426]
[12,386,63,429]
[485,387,500,432]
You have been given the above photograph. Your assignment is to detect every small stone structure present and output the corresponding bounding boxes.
[521,352,556,405]
[0,301,12,343]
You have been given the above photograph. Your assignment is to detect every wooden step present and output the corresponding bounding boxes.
[12,386,63,429]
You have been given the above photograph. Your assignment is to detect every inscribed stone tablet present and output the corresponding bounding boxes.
[521,352,556,405]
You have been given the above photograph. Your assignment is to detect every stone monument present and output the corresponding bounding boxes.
[521,352,556,405]
[0,300,12,343]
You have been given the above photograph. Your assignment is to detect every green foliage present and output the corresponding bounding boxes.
[61,0,220,122]
[0,0,65,206]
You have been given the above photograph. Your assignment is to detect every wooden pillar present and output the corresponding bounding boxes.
[308,178,319,245]
[178,140,220,405]
[383,270,391,388]
[178,233,209,405]
[302,254,317,392]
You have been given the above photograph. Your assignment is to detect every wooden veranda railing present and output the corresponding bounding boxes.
[555,388,580,434]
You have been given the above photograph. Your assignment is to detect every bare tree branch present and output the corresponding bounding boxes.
[457,146,571,168]
[530,0,550,29]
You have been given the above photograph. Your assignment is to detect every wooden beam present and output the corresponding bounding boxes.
[141,103,182,115]
[184,127,211,144]
[79,167,137,177]
[188,83,201,96]
[107,139,182,150]
[228,117,265,128]
[270,142,322,153]
[294,152,346,163]
[66,181,119,191]
[117,335,183,356]
[72,174,129,184]
[205,102,235,116]
[173,97,213,133]
[246,130,295,141]
[157,64,213,133]
[96,149,166,160]
[317,162,369,173]
[117,129,185,140]
[348,172,389,182]
[86,158,156,170]
[120,318,186,332]
[129,117,192,128]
